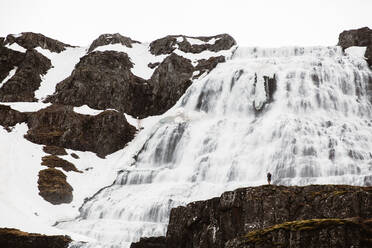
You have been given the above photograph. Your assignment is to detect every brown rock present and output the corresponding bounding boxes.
[0,228,71,248]
[0,45,25,82]
[38,168,73,205]
[43,145,67,156]
[71,153,79,159]
[25,104,136,157]
[4,32,73,53]
[41,155,81,173]
[0,49,51,102]
[88,33,140,53]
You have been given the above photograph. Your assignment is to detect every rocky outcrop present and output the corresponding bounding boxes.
[43,145,68,156]
[0,45,25,82]
[25,104,136,157]
[0,49,51,102]
[149,34,236,55]
[0,104,28,130]
[46,51,152,117]
[130,185,372,248]
[0,228,71,248]
[338,27,372,67]
[41,155,81,173]
[88,33,140,52]
[225,217,372,248]
[38,168,73,204]
[4,32,73,53]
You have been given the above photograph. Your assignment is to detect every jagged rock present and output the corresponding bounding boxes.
[225,217,372,248]
[194,56,226,78]
[0,49,51,102]
[338,27,372,67]
[38,168,73,204]
[149,34,236,55]
[41,155,81,173]
[88,33,140,52]
[0,45,25,82]
[25,104,136,157]
[149,53,194,114]
[130,185,372,248]
[4,32,73,53]
[43,145,67,156]
[46,51,152,118]
[0,104,28,129]
[0,228,71,248]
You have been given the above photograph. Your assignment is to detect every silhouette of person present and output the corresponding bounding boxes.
[267,172,272,185]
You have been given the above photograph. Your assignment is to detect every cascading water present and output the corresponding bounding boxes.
[58,46,372,247]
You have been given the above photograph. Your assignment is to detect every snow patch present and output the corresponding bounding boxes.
[34,47,86,101]
[0,67,17,89]
[5,43,26,53]
[0,102,51,112]
[345,46,367,58]
[186,37,218,46]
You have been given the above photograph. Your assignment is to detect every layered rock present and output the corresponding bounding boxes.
[38,168,73,204]
[25,104,136,157]
[4,32,73,53]
[0,228,71,248]
[88,33,140,52]
[131,185,372,248]
[0,49,51,102]
[338,27,372,66]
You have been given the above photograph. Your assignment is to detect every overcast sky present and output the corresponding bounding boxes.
[1,0,371,47]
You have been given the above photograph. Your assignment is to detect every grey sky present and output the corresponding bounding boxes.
[1,0,371,47]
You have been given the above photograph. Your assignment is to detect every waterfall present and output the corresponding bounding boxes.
[58,46,372,248]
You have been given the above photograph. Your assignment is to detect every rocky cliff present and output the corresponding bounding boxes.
[131,185,372,248]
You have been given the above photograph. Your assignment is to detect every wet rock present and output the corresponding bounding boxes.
[149,34,236,55]
[43,145,67,156]
[0,104,28,129]
[0,49,51,102]
[0,228,71,248]
[338,27,372,67]
[88,33,140,52]
[4,32,73,53]
[38,168,73,204]
[41,155,81,173]
[25,104,136,157]
[131,185,372,248]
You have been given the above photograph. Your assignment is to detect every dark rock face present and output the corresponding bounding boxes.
[0,49,51,102]
[130,185,372,248]
[0,228,71,248]
[149,34,236,55]
[88,33,140,52]
[46,51,152,118]
[0,45,25,82]
[131,237,167,248]
[225,217,372,248]
[25,104,136,157]
[4,32,73,53]
[338,27,372,67]
[38,168,73,204]
[43,145,68,156]
[0,104,28,129]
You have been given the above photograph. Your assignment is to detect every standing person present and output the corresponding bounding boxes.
[267,172,272,185]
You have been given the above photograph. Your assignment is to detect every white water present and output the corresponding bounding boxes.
[58,46,372,247]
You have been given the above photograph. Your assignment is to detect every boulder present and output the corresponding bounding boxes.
[38,168,73,205]
[88,33,140,52]
[0,228,71,248]
[25,104,136,157]
[4,32,73,53]
[0,49,51,102]
[41,155,81,173]
[130,185,372,248]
